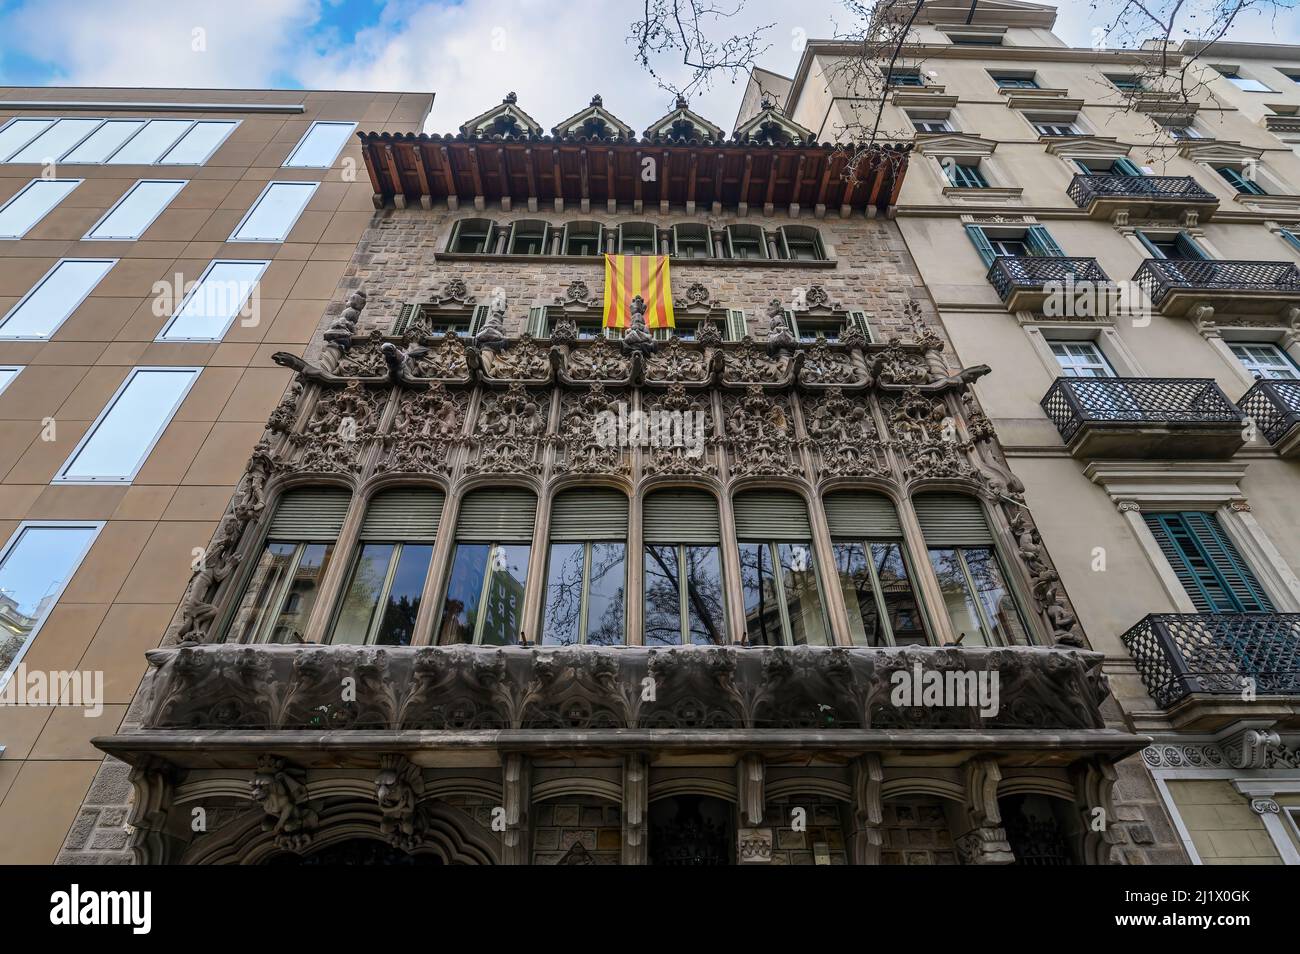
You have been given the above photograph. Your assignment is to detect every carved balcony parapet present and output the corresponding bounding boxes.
[137,643,1112,733]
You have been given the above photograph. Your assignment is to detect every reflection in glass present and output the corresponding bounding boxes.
[963,547,1029,646]
[330,543,432,646]
[60,368,197,480]
[740,541,829,646]
[228,541,334,644]
[0,524,99,677]
[834,541,928,647]
[926,546,1028,646]
[438,543,530,645]
[542,542,626,646]
[684,546,726,645]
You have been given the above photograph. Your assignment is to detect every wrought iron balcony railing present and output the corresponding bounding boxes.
[1134,258,1300,308]
[987,256,1111,303]
[1120,613,1300,708]
[1040,377,1244,444]
[1066,173,1218,209]
[1238,378,1300,446]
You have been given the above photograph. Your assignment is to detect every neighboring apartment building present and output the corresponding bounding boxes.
[0,86,432,863]
[69,84,1173,866]
[741,0,1300,863]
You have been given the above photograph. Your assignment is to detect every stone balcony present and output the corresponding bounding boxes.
[1066,173,1219,221]
[986,255,1113,312]
[1040,376,1246,460]
[1133,259,1300,317]
[1120,613,1300,731]
[1238,378,1300,457]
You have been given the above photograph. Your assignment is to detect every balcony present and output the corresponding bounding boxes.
[986,256,1112,312]
[1066,173,1219,221]
[1041,377,1246,459]
[1238,379,1300,456]
[1133,258,1300,317]
[1120,614,1300,729]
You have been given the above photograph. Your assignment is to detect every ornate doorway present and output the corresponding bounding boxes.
[648,795,733,865]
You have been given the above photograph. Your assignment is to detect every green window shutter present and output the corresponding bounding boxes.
[1280,228,1300,254]
[913,494,992,546]
[393,303,416,336]
[360,488,445,542]
[1026,225,1065,257]
[777,227,791,259]
[526,305,548,337]
[549,488,629,540]
[447,219,462,252]
[1176,232,1209,260]
[733,491,812,540]
[1144,512,1273,613]
[455,489,537,542]
[725,308,747,341]
[964,224,996,267]
[1112,157,1143,176]
[269,488,352,540]
[783,309,800,339]
[644,490,721,544]
[1135,231,1164,258]
[469,304,489,335]
[824,492,901,537]
[846,310,873,342]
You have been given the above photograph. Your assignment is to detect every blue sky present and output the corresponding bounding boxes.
[0,0,1296,134]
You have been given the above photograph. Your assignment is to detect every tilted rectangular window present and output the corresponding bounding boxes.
[0,119,55,161]
[55,367,200,483]
[0,179,81,238]
[157,260,268,341]
[0,522,102,686]
[283,121,357,168]
[107,119,193,164]
[0,366,19,395]
[85,179,186,240]
[230,181,318,242]
[6,118,102,163]
[0,258,115,339]
[62,120,148,163]
[0,117,237,165]
[159,121,239,165]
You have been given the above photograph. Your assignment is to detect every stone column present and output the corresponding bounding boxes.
[622,752,648,865]
[501,753,531,864]
[850,754,884,865]
[955,757,1014,864]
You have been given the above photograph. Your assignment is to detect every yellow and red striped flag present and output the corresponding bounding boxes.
[602,254,675,330]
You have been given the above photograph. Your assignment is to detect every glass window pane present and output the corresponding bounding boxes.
[8,118,102,163]
[232,181,317,242]
[543,542,584,646]
[872,543,927,646]
[835,541,884,646]
[644,545,683,646]
[778,542,830,646]
[107,119,192,164]
[266,544,333,644]
[0,367,19,395]
[227,542,297,643]
[283,121,356,168]
[59,368,198,480]
[373,544,432,647]
[928,547,987,646]
[0,179,80,238]
[0,524,99,678]
[585,542,626,646]
[0,259,115,339]
[740,542,784,646]
[437,544,490,644]
[87,180,185,240]
[330,543,395,645]
[63,120,147,163]
[962,546,1029,645]
[479,544,529,646]
[684,545,726,645]
[159,260,267,340]
[160,121,237,164]
[0,119,54,161]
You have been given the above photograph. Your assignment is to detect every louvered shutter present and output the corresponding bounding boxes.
[1112,157,1143,176]
[1026,225,1065,257]
[733,491,811,540]
[725,308,747,341]
[644,490,720,544]
[549,489,628,540]
[360,488,444,542]
[783,308,800,340]
[964,224,996,267]
[824,492,902,537]
[914,494,992,545]
[1279,228,1300,254]
[468,304,489,335]
[1145,512,1273,613]
[526,305,548,337]
[1135,231,1164,258]
[1175,232,1209,260]
[268,488,351,540]
[455,489,537,542]
[846,310,873,342]
[393,303,416,335]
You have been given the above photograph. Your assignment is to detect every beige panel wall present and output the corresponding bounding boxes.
[1166,779,1284,864]
[0,87,431,863]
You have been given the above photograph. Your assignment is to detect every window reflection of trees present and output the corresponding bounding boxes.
[644,545,725,646]
[542,542,626,646]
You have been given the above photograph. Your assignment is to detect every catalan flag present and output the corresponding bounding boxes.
[602,254,675,330]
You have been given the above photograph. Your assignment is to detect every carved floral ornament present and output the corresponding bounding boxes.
[164,289,1084,649]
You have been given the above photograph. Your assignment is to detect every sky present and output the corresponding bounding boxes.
[0,0,1297,135]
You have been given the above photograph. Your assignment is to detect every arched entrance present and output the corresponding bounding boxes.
[648,794,733,865]
[1001,794,1080,865]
